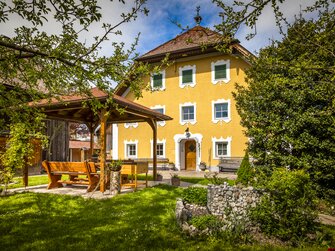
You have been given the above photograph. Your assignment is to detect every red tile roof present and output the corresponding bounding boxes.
[31,87,172,122]
[139,26,222,60]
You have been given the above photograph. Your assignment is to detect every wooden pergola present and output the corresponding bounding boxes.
[33,88,172,192]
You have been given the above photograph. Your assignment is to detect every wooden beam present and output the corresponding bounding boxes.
[99,109,108,192]
[147,119,157,181]
[23,157,28,187]
[87,122,99,159]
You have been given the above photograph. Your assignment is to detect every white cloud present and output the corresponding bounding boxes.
[0,0,330,58]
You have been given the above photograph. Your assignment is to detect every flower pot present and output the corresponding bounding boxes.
[157,175,163,181]
[109,165,122,172]
[168,163,175,171]
[171,177,180,186]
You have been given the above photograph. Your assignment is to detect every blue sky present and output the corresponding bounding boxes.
[102,0,320,57]
[0,0,321,57]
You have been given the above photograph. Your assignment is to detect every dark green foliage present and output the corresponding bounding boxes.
[236,151,253,186]
[182,187,207,206]
[189,215,222,231]
[250,168,317,244]
[234,11,335,198]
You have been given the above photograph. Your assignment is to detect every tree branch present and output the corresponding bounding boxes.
[0,40,76,67]
[75,2,145,63]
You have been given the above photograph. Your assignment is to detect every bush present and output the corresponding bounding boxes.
[204,172,229,185]
[182,187,207,206]
[236,151,253,186]
[249,168,317,244]
[189,215,222,231]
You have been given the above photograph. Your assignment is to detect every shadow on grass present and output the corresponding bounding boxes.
[0,184,201,250]
[0,184,328,251]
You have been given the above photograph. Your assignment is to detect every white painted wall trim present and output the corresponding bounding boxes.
[124,123,139,128]
[124,139,139,159]
[179,102,197,125]
[112,124,119,159]
[212,136,232,159]
[150,138,166,158]
[174,132,203,171]
[211,98,231,123]
[179,65,196,88]
[211,59,230,84]
[150,105,166,127]
[150,70,166,91]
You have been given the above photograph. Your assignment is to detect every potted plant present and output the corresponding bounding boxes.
[156,173,163,181]
[168,162,175,171]
[170,173,180,186]
[108,159,123,172]
[199,161,207,171]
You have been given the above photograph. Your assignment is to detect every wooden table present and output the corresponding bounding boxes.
[121,162,148,190]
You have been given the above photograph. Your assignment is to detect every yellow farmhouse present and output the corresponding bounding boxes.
[113,25,253,172]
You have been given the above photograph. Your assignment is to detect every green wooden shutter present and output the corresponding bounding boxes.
[153,73,163,88]
[182,69,193,84]
[215,64,226,80]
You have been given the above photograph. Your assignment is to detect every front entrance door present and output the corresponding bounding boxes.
[185,140,196,170]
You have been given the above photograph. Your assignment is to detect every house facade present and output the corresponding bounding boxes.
[113,26,252,171]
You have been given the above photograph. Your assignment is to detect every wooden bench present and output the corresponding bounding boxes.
[42,160,99,192]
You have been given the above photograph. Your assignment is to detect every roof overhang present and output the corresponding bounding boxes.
[31,88,173,125]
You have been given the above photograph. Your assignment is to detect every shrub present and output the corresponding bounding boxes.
[189,215,222,231]
[204,172,228,185]
[182,187,207,206]
[249,168,317,244]
[236,151,253,186]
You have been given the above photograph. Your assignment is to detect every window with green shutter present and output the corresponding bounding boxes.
[182,69,193,84]
[215,64,227,80]
[153,73,163,88]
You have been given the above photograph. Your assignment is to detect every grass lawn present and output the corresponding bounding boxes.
[0,185,330,251]
[2,174,235,190]
[3,175,49,189]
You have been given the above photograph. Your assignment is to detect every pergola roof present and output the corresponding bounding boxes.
[32,87,172,124]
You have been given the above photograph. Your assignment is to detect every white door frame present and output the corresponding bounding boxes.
[173,132,203,171]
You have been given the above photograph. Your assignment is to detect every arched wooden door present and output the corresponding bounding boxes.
[185,140,196,170]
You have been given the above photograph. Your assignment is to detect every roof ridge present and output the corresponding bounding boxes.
[138,25,221,60]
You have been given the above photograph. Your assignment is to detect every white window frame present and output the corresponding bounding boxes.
[124,140,138,159]
[124,123,139,129]
[212,137,232,159]
[150,139,166,158]
[211,59,230,84]
[150,105,166,127]
[179,102,197,125]
[150,70,166,91]
[179,65,196,88]
[211,99,231,123]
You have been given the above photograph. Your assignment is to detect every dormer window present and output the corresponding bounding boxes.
[151,70,165,90]
[179,65,196,88]
[211,60,230,84]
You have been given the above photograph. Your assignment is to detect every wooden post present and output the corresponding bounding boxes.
[88,123,95,159]
[99,109,108,192]
[147,119,157,181]
[23,162,28,187]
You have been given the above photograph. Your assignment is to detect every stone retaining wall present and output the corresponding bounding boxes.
[176,183,264,235]
[207,183,262,222]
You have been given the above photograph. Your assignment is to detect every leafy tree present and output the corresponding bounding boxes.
[249,168,317,244]
[233,10,335,198]
[236,151,253,186]
[212,0,333,41]
[0,1,150,185]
